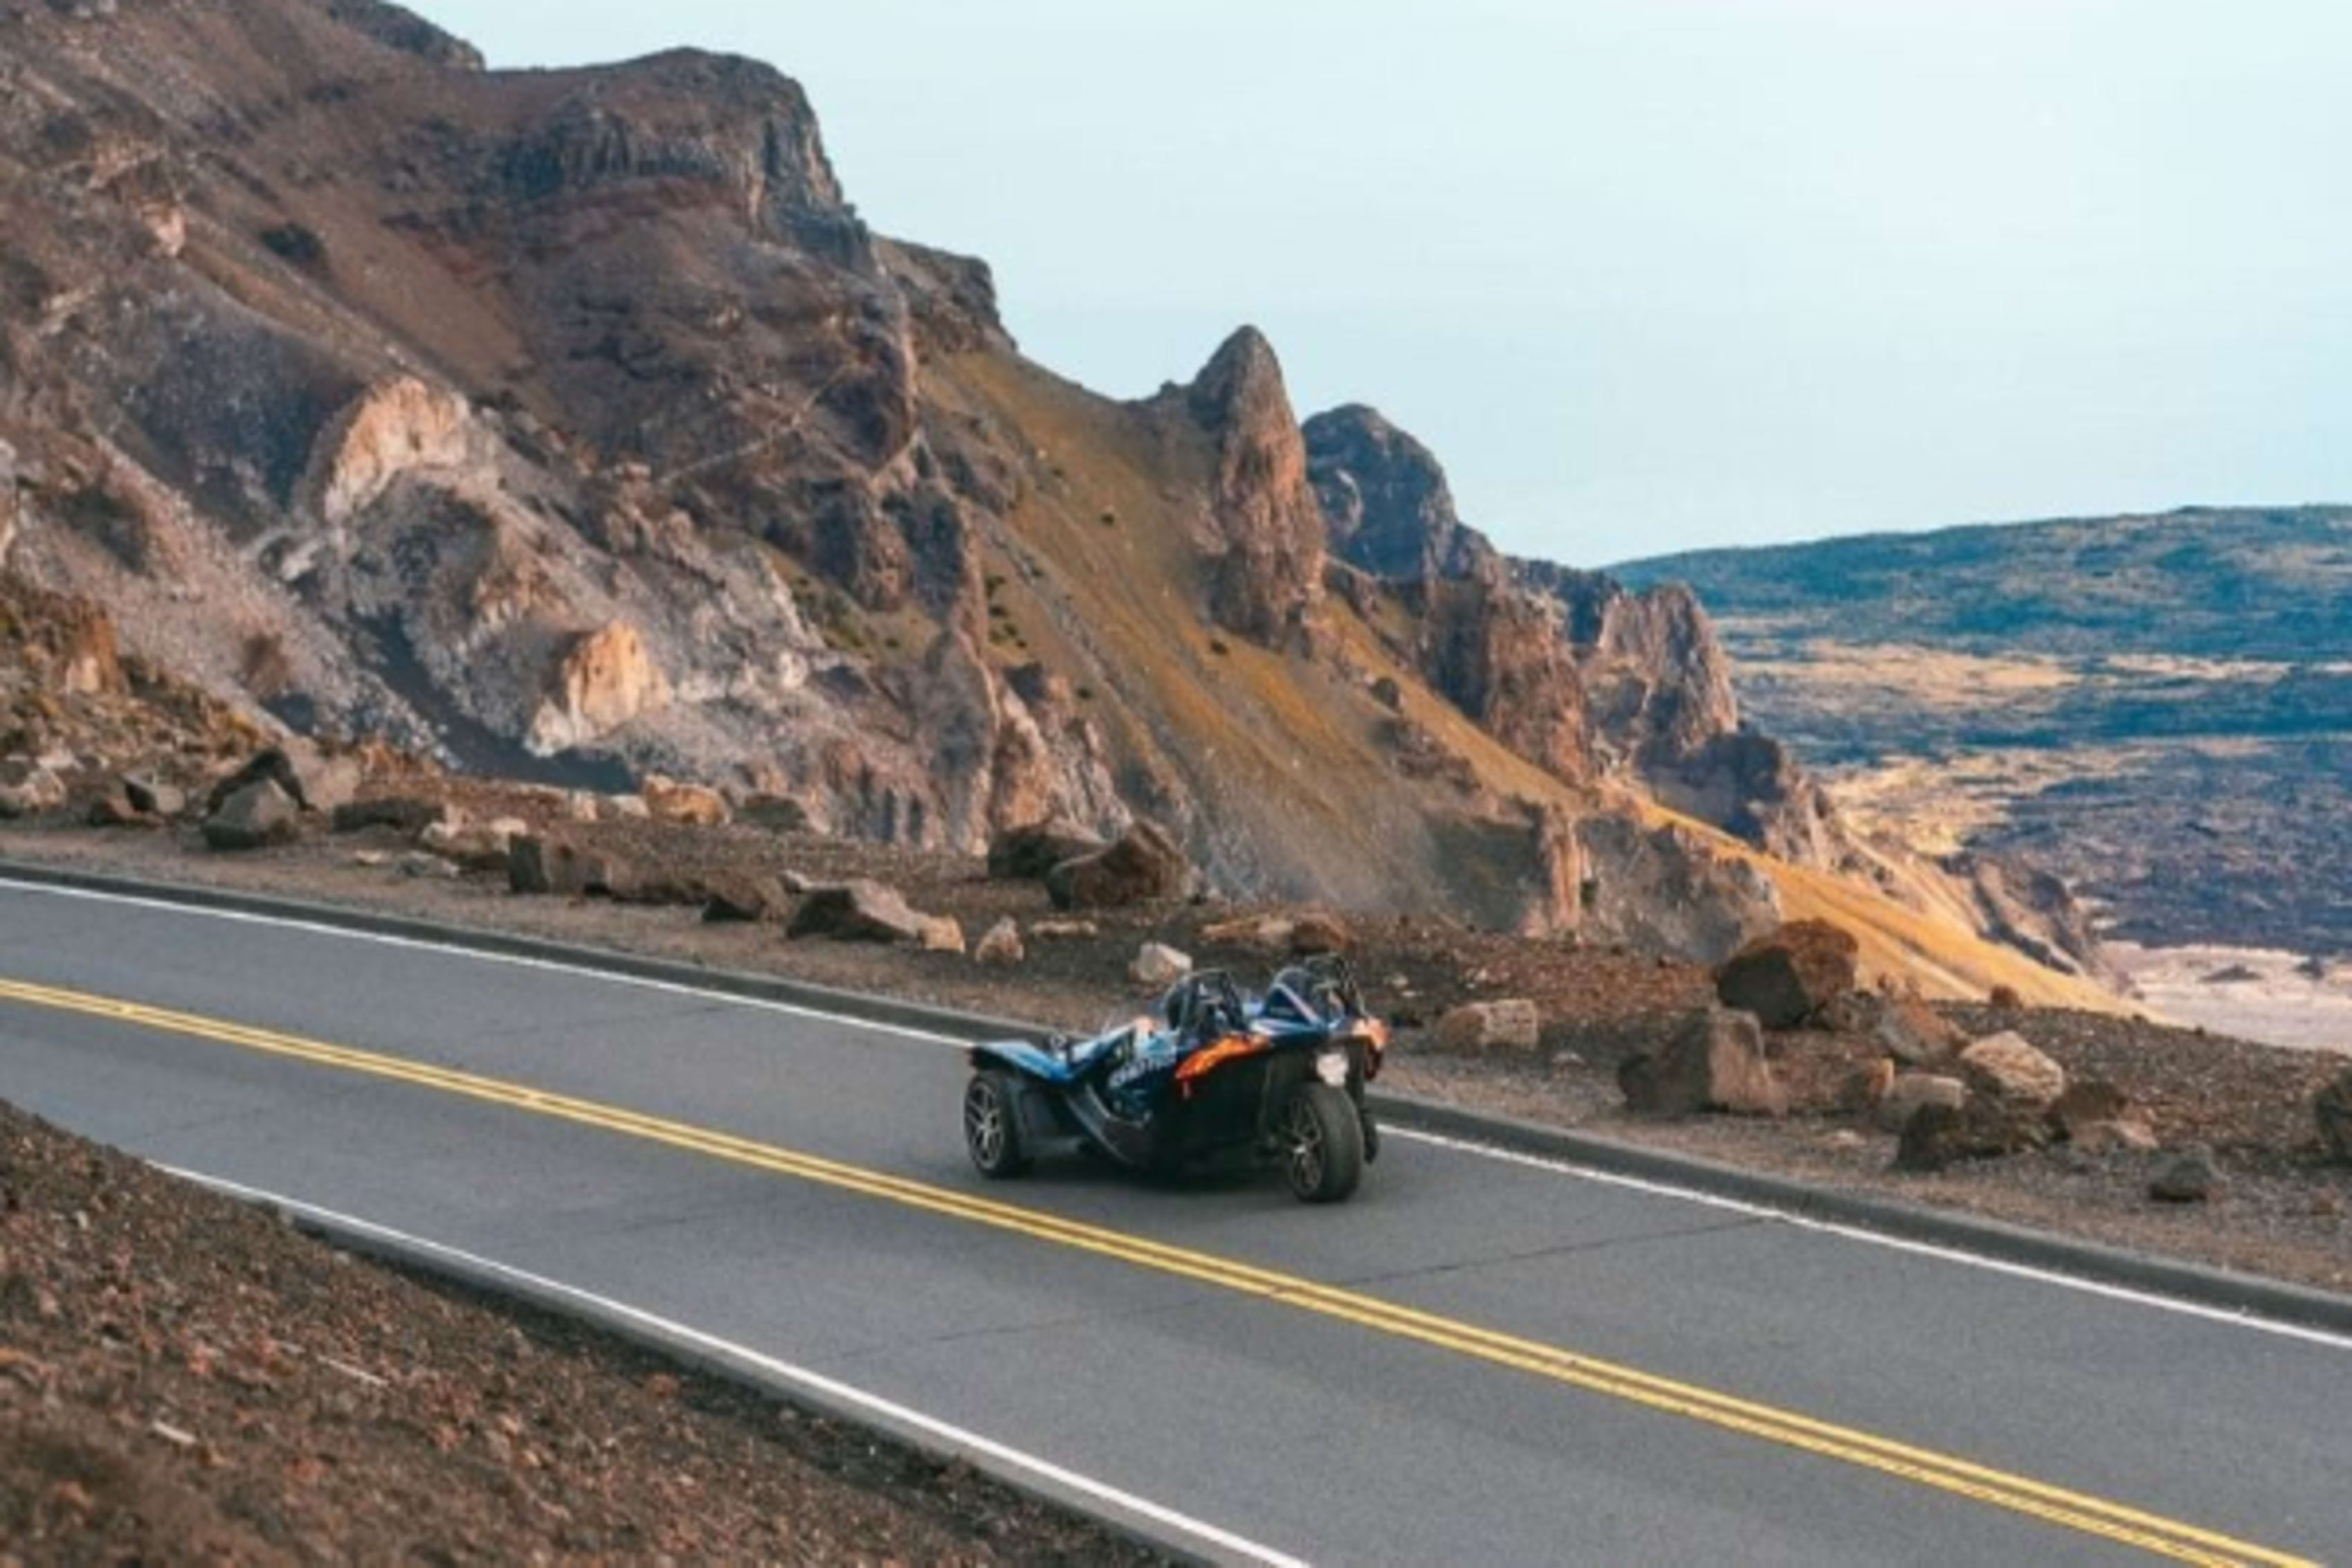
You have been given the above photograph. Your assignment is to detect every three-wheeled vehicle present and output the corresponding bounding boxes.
[961,960,1387,1203]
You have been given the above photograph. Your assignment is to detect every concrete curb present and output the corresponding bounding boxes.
[8,855,2349,1341]
[184,1176,1218,1566]
[1371,1094,2352,1338]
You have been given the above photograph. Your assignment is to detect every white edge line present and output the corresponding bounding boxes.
[163,1164,1311,1568]
[1386,1127,2352,1353]
[9,873,2349,1352]
[0,875,971,1047]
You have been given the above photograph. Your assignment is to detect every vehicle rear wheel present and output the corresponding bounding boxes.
[963,1070,1032,1178]
[1282,1083,1365,1203]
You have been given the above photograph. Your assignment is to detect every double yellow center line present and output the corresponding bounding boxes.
[0,974,2317,1567]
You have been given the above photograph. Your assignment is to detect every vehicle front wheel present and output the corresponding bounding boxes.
[963,1070,1032,1178]
[1282,1083,1365,1203]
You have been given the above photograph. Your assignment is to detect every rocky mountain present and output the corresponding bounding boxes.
[0,0,2115,995]
[1616,507,2352,954]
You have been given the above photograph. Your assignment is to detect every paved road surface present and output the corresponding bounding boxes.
[0,881,2342,1565]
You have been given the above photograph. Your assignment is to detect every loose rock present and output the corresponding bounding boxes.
[785,880,934,944]
[332,796,450,835]
[121,775,185,817]
[2149,1151,2217,1204]
[507,835,631,897]
[920,918,967,955]
[642,775,730,827]
[1201,914,1295,952]
[1958,1031,2068,1109]
[202,779,300,850]
[987,817,1107,882]
[1045,821,1190,910]
[1873,1073,1968,1134]
[1029,919,1101,941]
[699,873,786,924]
[1434,999,1542,1054]
[1874,994,1967,1066]
[1713,920,1859,1030]
[1129,942,1192,989]
[1617,1007,1788,1118]
[1288,912,1352,956]
[974,918,1025,966]
[1895,1098,2049,1172]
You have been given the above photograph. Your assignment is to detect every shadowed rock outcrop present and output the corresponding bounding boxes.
[1175,329,1327,650]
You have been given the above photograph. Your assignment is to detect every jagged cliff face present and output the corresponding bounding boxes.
[1304,403,1839,862]
[0,0,2028,969]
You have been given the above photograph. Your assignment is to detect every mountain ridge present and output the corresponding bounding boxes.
[0,0,2117,999]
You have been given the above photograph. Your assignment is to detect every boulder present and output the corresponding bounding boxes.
[988,817,1107,882]
[643,774,731,827]
[974,918,1025,966]
[1895,1099,2049,1172]
[1617,1008,1787,1118]
[331,796,450,835]
[2317,1069,2352,1164]
[421,818,525,873]
[121,776,186,818]
[1958,1032,2068,1109]
[700,873,787,924]
[1713,920,1859,1030]
[1046,821,1190,911]
[202,779,301,850]
[399,851,461,879]
[206,746,359,816]
[1872,1073,1968,1133]
[2149,1151,2216,1204]
[1288,912,1353,956]
[1435,999,1542,1054]
[786,879,934,943]
[921,917,967,955]
[1874,995,1967,1066]
[507,835,631,897]
[1129,942,1193,989]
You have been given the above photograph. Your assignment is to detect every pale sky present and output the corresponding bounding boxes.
[408,1,2352,565]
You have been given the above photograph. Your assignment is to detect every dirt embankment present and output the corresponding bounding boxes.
[0,1099,1168,1565]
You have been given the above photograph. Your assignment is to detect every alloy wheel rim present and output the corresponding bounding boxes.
[965,1082,1005,1166]
[1287,1099,1325,1192]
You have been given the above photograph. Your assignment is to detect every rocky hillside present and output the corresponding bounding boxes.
[0,0,2111,993]
[1618,507,2352,954]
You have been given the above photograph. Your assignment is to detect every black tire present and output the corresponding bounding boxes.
[1281,1082,1365,1203]
[963,1070,1032,1178]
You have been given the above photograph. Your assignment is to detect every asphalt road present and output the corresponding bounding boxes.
[1,881,2344,1566]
